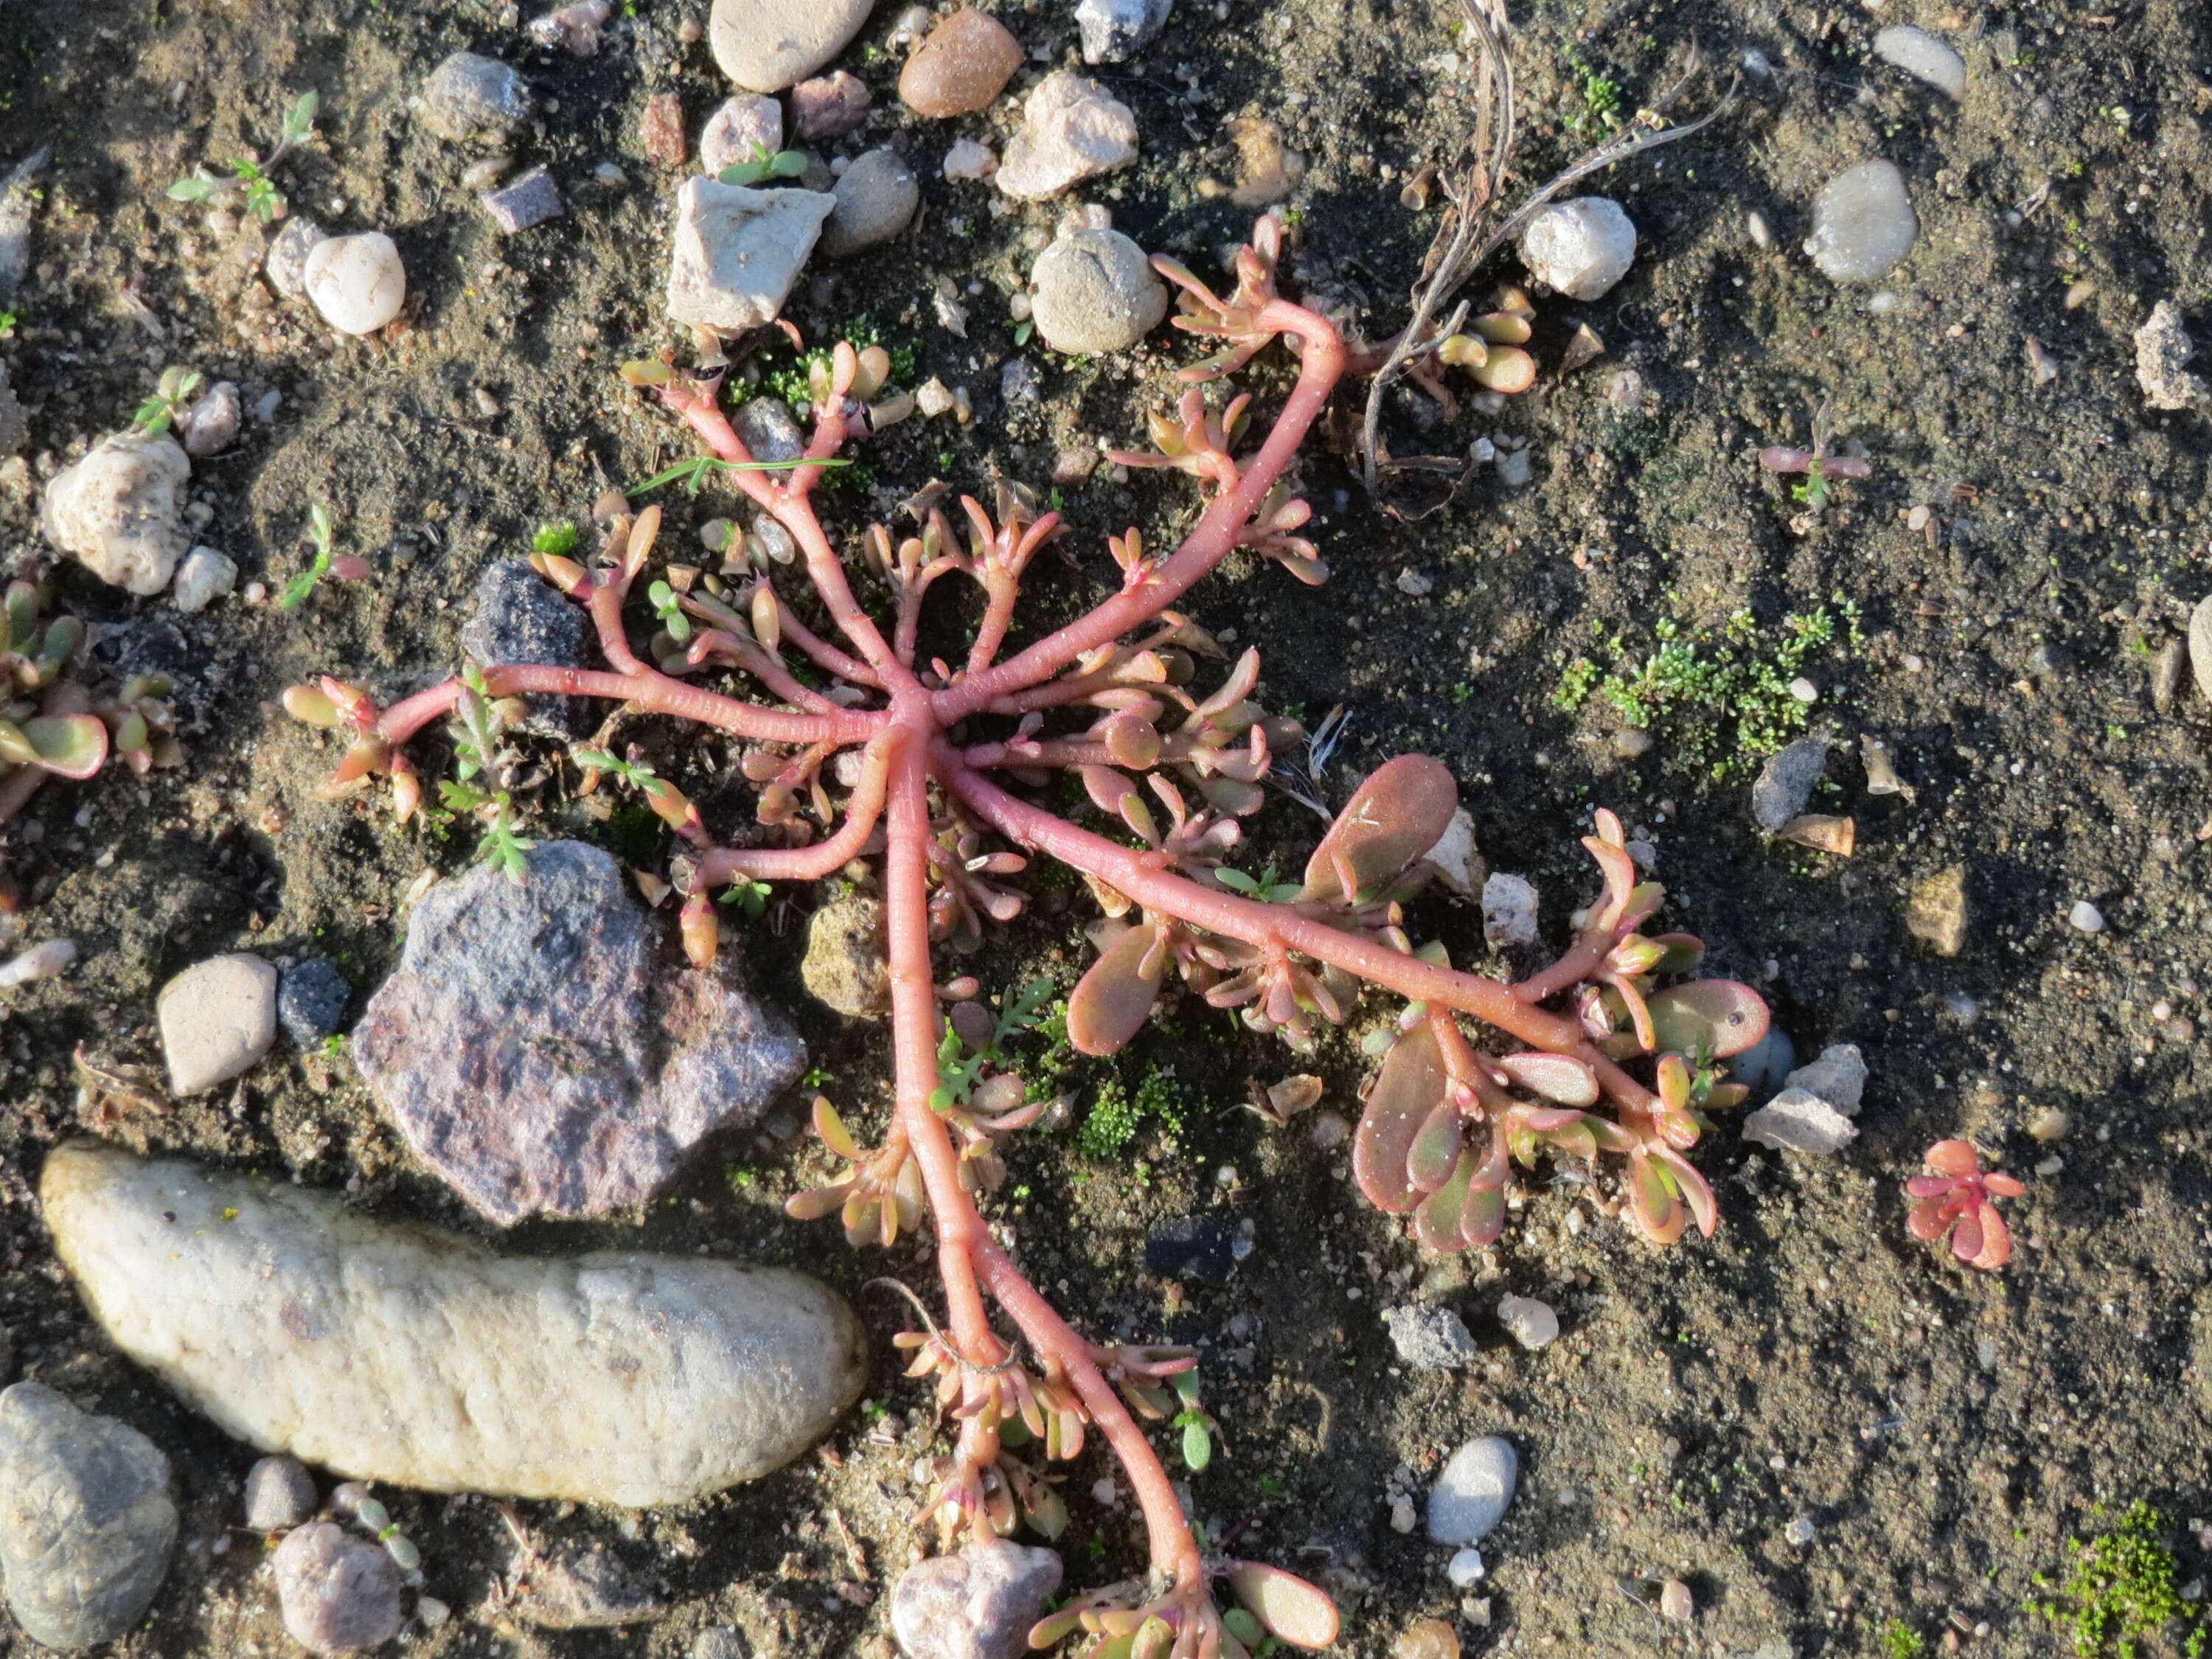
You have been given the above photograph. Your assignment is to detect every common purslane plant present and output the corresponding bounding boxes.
[0,579,179,830]
[285,218,1770,1656]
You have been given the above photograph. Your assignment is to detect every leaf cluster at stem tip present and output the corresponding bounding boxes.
[931,976,1057,1113]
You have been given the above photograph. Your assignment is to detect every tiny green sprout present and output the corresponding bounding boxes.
[279,90,320,154]
[717,141,810,188]
[1012,319,1034,347]
[532,521,580,556]
[1881,1619,1926,1659]
[0,308,18,335]
[319,1034,346,1060]
[1169,1371,1217,1472]
[574,746,658,790]
[627,452,850,498]
[131,366,203,439]
[647,580,692,642]
[720,878,772,919]
[278,504,359,609]
[1211,863,1304,903]
[801,1065,836,1091]
[167,91,316,222]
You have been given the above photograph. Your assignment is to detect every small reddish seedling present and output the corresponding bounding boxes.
[1757,397,1872,512]
[1907,1139,2026,1270]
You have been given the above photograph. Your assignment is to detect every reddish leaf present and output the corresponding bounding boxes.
[1460,1181,1507,1250]
[1225,1562,1340,1650]
[1948,1208,1983,1264]
[1080,765,1139,816]
[1495,1052,1599,1106]
[1353,1020,1446,1213]
[1627,1154,1686,1245]
[1652,1146,1717,1237]
[1967,1203,2011,1270]
[1905,1176,1956,1199]
[1924,1139,1980,1178]
[1066,919,1168,1055]
[21,714,108,780]
[1645,979,1769,1058]
[1100,712,1161,770]
[1412,1152,1472,1253]
[1301,754,1459,904]
[1983,1172,2028,1198]
[1405,1099,1464,1194]
[1906,1197,1950,1240]
[1192,647,1261,722]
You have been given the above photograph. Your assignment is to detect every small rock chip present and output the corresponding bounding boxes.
[158,952,279,1096]
[460,559,595,737]
[2137,302,2206,412]
[732,394,806,463]
[1659,1579,1694,1622]
[700,94,785,174]
[181,379,241,457]
[1000,357,1040,405]
[483,166,566,233]
[1481,873,1540,949]
[422,52,535,141]
[1872,25,1966,98]
[1076,0,1172,63]
[1517,197,1637,301]
[42,1141,868,1506]
[792,70,872,140]
[1784,1516,1817,1546]
[171,545,237,615]
[942,138,998,181]
[900,10,1025,117]
[1227,114,1305,208]
[1808,159,1917,283]
[995,72,1139,201]
[801,891,891,1016]
[890,1538,1063,1659]
[710,0,876,92]
[1381,1304,1479,1371]
[303,232,407,335]
[41,432,192,595]
[530,0,611,55]
[2190,595,2212,708]
[1144,1214,1241,1285]
[350,841,806,1224]
[0,1382,178,1650]
[1784,1043,1866,1113]
[1446,1548,1486,1588]
[1028,226,1166,352]
[278,957,352,1045]
[2068,900,2106,935]
[693,1630,748,1659]
[642,92,688,167]
[1427,1436,1517,1546]
[1392,1617,1461,1659]
[820,147,919,256]
[512,1543,667,1629]
[1905,864,1969,956]
[1422,807,1483,898]
[266,215,329,299]
[244,1454,319,1532]
[1742,1044,1867,1156]
[1496,1293,1559,1350]
[667,176,835,335]
[274,1520,405,1655]
[1751,736,1829,833]
[1396,567,1435,598]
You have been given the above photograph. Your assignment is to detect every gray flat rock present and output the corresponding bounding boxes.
[667,177,834,335]
[710,0,876,94]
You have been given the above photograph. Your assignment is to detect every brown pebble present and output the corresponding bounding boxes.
[792,71,872,140]
[641,92,686,167]
[1391,1618,1460,1659]
[898,9,1023,117]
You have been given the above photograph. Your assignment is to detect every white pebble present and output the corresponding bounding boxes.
[172,546,238,616]
[1784,1516,1816,1546]
[1873,26,1966,99]
[942,138,998,183]
[0,939,76,988]
[1788,677,1818,703]
[1496,1294,1558,1349]
[1808,160,1917,283]
[303,233,408,335]
[1427,1436,1517,1545]
[157,953,279,1095]
[1517,197,1637,302]
[1447,1548,1486,1587]
[1481,873,1540,949]
[2067,900,2106,935]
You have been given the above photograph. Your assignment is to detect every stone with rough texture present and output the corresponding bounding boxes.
[41,432,191,595]
[243,1454,318,1531]
[711,0,876,93]
[700,94,785,174]
[1905,864,1968,956]
[1517,197,1637,301]
[1381,1304,1479,1371]
[304,232,408,334]
[483,167,566,234]
[734,395,805,462]
[821,148,920,257]
[1873,26,1966,98]
[943,138,998,181]
[995,73,1138,201]
[181,380,240,457]
[279,957,352,1045]
[422,52,535,142]
[1807,160,1916,282]
[171,545,237,615]
[793,71,872,140]
[159,952,279,1096]
[274,1520,405,1655]
[41,1140,868,1506]
[1027,226,1165,352]
[1481,873,1539,949]
[1076,0,1171,63]
[351,841,805,1224]
[267,216,328,299]
[642,92,688,167]
[1496,1293,1559,1349]
[2191,594,2212,707]
[801,892,891,1016]
[1742,1043,1868,1156]
[1751,736,1829,832]
[900,10,1024,116]
[667,176,835,335]
[0,1382,177,1650]
[2137,302,2205,412]
[1423,807,1484,898]
[461,557,596,738]
[891,1539,1063,1659]
[1427,1436,1517,1545]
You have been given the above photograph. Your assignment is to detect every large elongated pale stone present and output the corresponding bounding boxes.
[41,1142,867,1507]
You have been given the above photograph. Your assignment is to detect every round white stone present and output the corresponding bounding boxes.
[302,232,407,335]
[1028,226,1166,355]
[1447,1548,1486,1587]
[1808,161,1917,283]
[1497,1293,1559,1349]
[2067,900,2106,935]
[1427,1435,1517,1545]
[1873,26,1966,99]
[1518,197,1637,302]
[157,953,278,1095]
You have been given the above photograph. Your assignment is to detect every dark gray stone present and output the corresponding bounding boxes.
[0,1382,177,1649]
[512,1544,667,1630]
[1750,737,1829,833]
[350,841,807,1225]
[279,957,352,1045]
[274,1520,405,1655]
[1075,0,1172,63]
[422,51,535,142]
[1144,1214,1239,1285]
[459,557,593,737]
[244,1454,319,1531]
[1381,1304,1480,1371]
[731,396,804,464]
[891,1539,1062,1659]
[482,166,566,234]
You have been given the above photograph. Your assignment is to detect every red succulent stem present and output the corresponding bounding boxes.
[376,665,877,748]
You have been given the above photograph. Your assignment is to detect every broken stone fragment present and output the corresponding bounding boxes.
[1740,1042,1868,1156]
[2136,301,2206,412]
[1905,863,1969,956]
[1075,0,1172,63]
[350,840,805,1224]
[420,51,535,142]
[41,1141,869,1506]
[995,72,1138,201]
[666,175,835,335]
[40,431,192,594]
[482,166,566,234]
[801,891,891,1016]
[1750,736,1829,833]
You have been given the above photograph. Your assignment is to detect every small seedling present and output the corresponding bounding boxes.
[717,140,808,188]
[719,877,773,918]
[532,521,580,556]
[1906,1140,2026,1270]
[130,367,204,439]
[1759,397,1873,512]
[438,666,535,883]
[627,453,850,498]
[278,505,369,610]
[167,91,319,222]
[2031,1501,2205,1658]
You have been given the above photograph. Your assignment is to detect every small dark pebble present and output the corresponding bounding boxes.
[279,959,352,1045]
[459,560,593,737]
[245,1455,319,1531]
[482,167,566,234]
[1144,1214,1241,1285]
